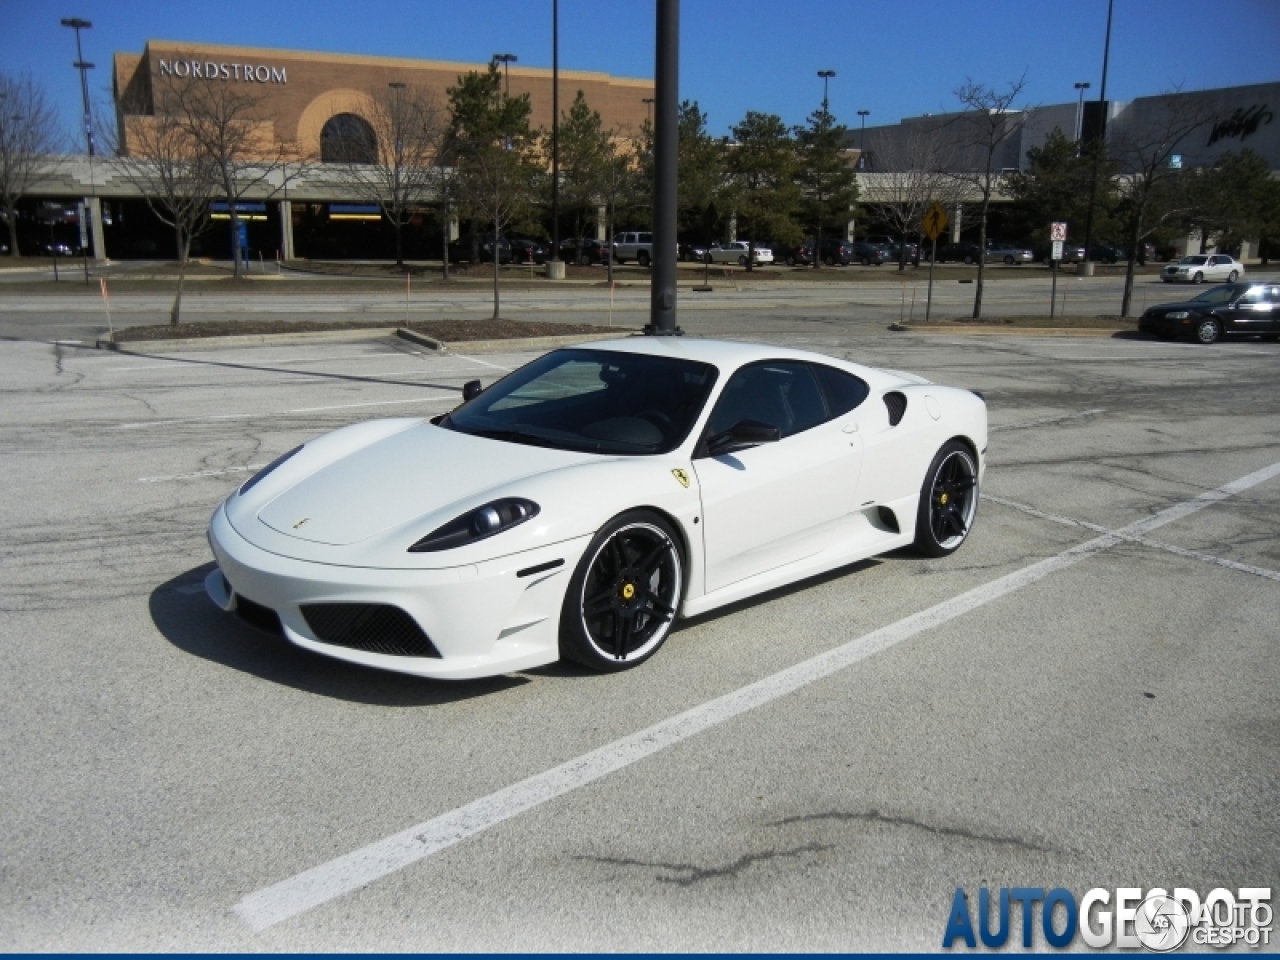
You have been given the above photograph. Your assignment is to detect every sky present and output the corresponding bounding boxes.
[3,0,1279,148]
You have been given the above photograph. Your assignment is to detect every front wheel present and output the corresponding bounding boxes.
[1192,271,1204,284]
[1195,318,1222,344]
[785,255,796,267]
[913,441,979,557]
[560,511,684,672]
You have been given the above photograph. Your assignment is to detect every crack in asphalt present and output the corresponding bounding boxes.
[574,842,834,887]
[770,809,1056,854]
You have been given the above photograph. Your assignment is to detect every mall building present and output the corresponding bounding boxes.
[12,41,654,261]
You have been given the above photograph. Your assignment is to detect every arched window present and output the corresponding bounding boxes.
[320,113,377,164]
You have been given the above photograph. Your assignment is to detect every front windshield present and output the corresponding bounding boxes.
[442,348,719,455]
[1179,256,1209,265]
[1191,284,1244,305]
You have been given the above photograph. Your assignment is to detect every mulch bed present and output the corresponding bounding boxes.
[114,318,620,343]
[919,315,1138,329]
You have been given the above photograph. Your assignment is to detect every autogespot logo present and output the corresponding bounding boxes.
[942,886,1273,951]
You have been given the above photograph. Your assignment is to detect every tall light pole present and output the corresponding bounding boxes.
[1080,0,1113,276]
[60,17,95,156]
[1073,81,1091,143]
[645,0,680,335]
[548,0,562,272]
[493,53,517,96]
[817,69,835,114]
[857,109,870,169]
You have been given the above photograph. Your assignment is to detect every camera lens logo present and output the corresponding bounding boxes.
[1135,894,1191,952]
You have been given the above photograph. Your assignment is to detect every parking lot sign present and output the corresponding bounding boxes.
[1051,222,1068,242]
[1052,240,1064,261]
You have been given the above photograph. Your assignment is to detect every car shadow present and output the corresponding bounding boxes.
[150,563,529,705]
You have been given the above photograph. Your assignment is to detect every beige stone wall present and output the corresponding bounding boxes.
[114,40,653,161]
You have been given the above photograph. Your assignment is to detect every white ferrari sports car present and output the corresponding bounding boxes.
[205,338,987,679]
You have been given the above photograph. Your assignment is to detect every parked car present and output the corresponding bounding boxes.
[447,233,512,264]
[1139,281,1279,343]
[1038,244,1086,264]
[705,241,773,266]
[771,241,814,266]
[864,235,919,262]
[1160,254,1244,284]
[560,237,611,265]
[508,236,548,265]
[926,242,983,264]
[1087,244,1127,264]
[848,241,891,266]
[612,231,653,266]
[677,241,710,263]
[985,243,1034,265]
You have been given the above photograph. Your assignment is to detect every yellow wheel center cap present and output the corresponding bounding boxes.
[939,493,949,505]
[621,583,636,600]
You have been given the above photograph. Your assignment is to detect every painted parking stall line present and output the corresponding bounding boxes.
[112,393,458,430]
[989,409,1105,433]
[232,457,1280,933]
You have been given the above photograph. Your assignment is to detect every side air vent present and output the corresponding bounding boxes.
[883,391,907,426]
[235,595,284,635]
[301,603,441,658]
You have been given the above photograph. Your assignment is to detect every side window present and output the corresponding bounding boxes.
[810,363,870,417]
[1239,287,1265,304]
[707,362,828,439]
[1266,287,1280,304]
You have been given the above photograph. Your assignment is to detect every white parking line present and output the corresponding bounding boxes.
[984,493,1280,583]
[112,393,457,430]
[231,457,1280,932]
[451,354,513,373]
[106,353,421,371]
[989,409,1105,433]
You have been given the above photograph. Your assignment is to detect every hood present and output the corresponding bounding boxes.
[256,423,594,546]
[1148,299,1214,313]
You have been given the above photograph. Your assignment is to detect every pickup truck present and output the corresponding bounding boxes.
[611,231,653,266]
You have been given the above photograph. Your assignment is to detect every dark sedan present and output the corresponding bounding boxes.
[770,241,813,266]
[560,238,611,265]
[508,236,548,265]
[1138,282,1280,344]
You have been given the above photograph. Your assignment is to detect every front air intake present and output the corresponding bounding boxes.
[301,603,441,658]
[235,595,283,635]
[883,391,907,426]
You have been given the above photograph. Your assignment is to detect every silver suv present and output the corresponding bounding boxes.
[612,231,653,266]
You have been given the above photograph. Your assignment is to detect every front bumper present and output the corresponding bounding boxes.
[206,503,591,679]
[1138,313,1197,336]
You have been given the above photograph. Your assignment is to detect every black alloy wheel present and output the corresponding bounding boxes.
[914,441,979,557]
[560,511,684,671]
[1195,318,1222,344]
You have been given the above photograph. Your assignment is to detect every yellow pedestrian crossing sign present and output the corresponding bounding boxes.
[923,204,948,242]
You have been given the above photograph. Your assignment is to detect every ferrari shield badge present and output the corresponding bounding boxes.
[671,468,690,489]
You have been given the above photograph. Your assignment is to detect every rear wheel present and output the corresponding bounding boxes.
[577,253,590,266]
[559,511,684,672]
[738,255,748,266]
[637,251,651,267]
[1228,270,1239,282]
[1195,318,1222,344]
[785,255,796,266]
[963,254,974,264]
[913,441,979,557]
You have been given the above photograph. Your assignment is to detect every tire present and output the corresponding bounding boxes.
[1195,318,1221,344]
[1228,270,1238,282]
[559,510,684,672]
[1003,256,1014,265]
[786,255,796,267]
[963,254,974,265]
[578,254,590,266]
[637,251,651,267]
[1192,271,1204,284]
[738,255,748,266]
[913,441,979,558]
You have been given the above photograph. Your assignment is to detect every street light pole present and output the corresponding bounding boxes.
[549,0,561,270]
[645,0,680,335]
[857,109,870,168]
[60,18,94,156]
[493,53,517,96]
[1073,81,1091,145]
[1080,0,1113,276]
[817,69,835,114]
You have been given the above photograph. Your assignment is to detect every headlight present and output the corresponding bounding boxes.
[408,497,540,553]
[1166,311,1190,319]
[239,445,303,496]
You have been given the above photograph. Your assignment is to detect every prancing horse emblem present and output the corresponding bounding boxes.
[293,517,310,529]
[671,468,690,489]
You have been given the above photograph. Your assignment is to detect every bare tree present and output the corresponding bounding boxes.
[951,74,1030,316]
[862,125,963,268]
[109,76,215,323]
[163,66,295,279]
[332,83,445,269]
[597,126,645,284]
[0,72,61,257]
[1109,94,1217,316]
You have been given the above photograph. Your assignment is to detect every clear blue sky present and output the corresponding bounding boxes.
[3,0,1279,147]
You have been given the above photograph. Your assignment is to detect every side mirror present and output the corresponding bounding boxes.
[705,419,781,457]
[462,379,483,402]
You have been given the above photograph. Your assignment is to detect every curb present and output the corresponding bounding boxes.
[98,326,634,353]
[890,323,1133,337]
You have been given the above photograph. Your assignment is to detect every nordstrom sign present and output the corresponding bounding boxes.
[158,59,287,84]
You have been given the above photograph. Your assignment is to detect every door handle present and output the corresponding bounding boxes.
[841,421,858,433]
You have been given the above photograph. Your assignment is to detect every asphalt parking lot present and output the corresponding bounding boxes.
[2,310,1278,949]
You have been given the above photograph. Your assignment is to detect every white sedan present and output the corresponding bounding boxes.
[705,241,773,266]
[206,338,987,679]
[1161,254,1244,284]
